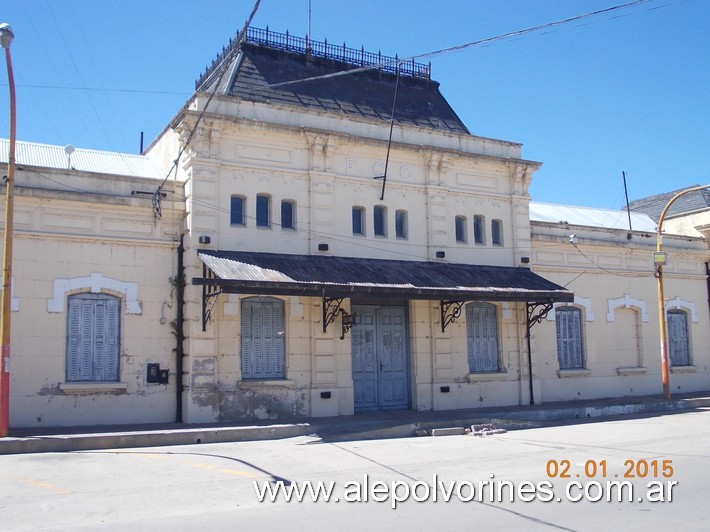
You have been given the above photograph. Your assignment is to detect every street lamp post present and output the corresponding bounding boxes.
[0,22,15,437]
[655,184,710,400]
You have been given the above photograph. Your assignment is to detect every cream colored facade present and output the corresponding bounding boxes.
[530,213,710,402]
[147,92,547,423]
[0,143,185,427]
[2,31,708,428]
[146,90,710,423]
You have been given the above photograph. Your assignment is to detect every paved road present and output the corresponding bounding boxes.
[1,409,708,531]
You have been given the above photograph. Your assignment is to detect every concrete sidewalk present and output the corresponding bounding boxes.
[2,392,709,455]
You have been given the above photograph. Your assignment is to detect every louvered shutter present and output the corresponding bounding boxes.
[556,307,583,369]
[467,303,499,373]
[667,311,690,366]
[103,297,120,380]
[241,302,253,379]
[272,302,284,376]
[241,298,285,380]
[66,294,120,382]
[66,297,83,381]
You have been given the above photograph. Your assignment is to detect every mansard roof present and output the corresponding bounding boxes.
[194,27,470,135]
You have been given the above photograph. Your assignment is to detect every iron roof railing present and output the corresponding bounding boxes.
[195,26,431,90]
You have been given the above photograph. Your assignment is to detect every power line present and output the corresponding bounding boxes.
[270,0,652,88]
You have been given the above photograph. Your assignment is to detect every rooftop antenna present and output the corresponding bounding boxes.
[622,170,633,239]
[64,144,75,170]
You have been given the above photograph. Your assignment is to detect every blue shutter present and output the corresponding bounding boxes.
[66,294,120,382]
[66,297,83,381]
[241,298,285,380]
[556,307,583,370]
[667,311,690,366]
[103,297,120,380]
[467,303,499,372]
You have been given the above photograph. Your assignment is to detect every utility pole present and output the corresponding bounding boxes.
[0,22,15,437]
[655,184,710,400]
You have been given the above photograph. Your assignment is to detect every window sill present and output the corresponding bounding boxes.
[60,382,128,394]
[467,372,508,382]
[616,367,647,376]
[239,379,295,388]
[557,369,591,378]
[670,365,696,374]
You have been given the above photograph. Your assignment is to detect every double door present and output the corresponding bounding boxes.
[351,305,409,412]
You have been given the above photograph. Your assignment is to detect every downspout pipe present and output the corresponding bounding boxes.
[175,235,185,423]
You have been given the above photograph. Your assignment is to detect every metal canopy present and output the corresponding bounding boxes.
[193,250,573,330]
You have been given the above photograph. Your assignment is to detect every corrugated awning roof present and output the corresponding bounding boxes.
[194,250,573,303]
[530,201,657,232]
[0,139,165,180]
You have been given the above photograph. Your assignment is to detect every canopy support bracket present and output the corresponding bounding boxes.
[441,300,465,332]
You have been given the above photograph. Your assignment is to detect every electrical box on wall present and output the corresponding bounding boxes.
[147,363,169,384]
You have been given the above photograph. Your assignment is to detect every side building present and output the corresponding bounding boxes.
[529,202,710,401]
[0,140,185,427]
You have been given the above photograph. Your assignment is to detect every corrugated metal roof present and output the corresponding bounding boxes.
[530,201,657,232]
[195,250,573,302]
[0,139,165,180]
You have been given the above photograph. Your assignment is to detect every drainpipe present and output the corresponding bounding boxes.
[706,262,710,319]
[175,235,185,423]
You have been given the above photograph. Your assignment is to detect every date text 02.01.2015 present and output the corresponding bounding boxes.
[546,459,674,479]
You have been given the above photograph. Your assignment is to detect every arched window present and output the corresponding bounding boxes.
[395,210,408,239]
[374,205,387,237]
[230,195,246,226]
[556,306,584,369]
[241,297,285,380]
[466,302,499,373]
[667,309,690,366]
[352,206,365,236]
[473,215,485,245]
[455,216,467,243]
[491,219,503,246]
[66,293,120,382]
[281,200,296,230]
[256,194,271,228]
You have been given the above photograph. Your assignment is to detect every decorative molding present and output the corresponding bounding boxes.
[606,294,648,323]
[48,273,141,314]
[547,296,594,322]
[664,297,698,323]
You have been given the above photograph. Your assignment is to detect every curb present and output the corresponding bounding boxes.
[2,396,708,455]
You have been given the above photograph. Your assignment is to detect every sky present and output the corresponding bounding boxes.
[0,0,708,210]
